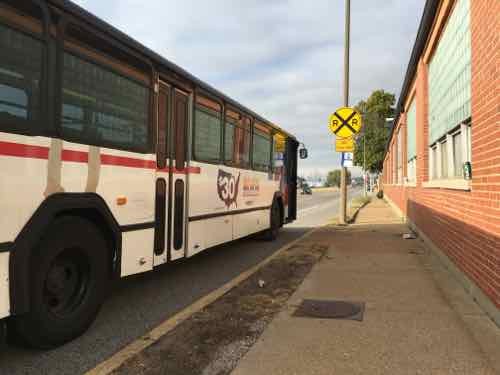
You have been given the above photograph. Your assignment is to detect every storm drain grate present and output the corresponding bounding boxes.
[293,299,365,321]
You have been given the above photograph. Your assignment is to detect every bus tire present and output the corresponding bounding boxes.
[263,200,282,241]
[11,216,109,349]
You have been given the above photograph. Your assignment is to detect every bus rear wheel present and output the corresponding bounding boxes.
[11,217,109,349]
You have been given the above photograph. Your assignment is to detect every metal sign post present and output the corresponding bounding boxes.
[327,0,360,223]
[339,0,350,225]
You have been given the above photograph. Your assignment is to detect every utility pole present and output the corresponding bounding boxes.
[339,0,350,224]
[364,130,367,197]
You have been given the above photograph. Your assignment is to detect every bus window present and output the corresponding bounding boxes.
[193,96,221,163]
[253,122,272,172]
[61,52,150,153]
[224,109,250,168]
[0,23,43,129]
[273,132,286,170]
[236,116,251,168]
[224,110,238,164]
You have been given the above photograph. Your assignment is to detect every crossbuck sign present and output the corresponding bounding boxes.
[329,107,362,139]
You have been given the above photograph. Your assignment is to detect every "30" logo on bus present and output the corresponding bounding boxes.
[217,169,240,208]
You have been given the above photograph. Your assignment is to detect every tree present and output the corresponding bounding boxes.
[354,90,395,173]
[326,169,351,188]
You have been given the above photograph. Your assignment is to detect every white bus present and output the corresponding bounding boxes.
[0,0,306,348]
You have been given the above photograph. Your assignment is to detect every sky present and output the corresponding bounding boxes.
[73,0,425,178]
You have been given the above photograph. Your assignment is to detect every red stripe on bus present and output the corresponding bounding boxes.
[0,141,201,174]
[62,148,89,163]
[0,141,49,159]
[100,153,156,169]
[161,166,202,174]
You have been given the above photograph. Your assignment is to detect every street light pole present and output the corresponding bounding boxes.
[339,0,350,224]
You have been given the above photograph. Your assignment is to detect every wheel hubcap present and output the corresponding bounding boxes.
[43,250,90,317]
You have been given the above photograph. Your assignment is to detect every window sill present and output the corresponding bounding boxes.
[404,181,417,187]
[422,179,471,191]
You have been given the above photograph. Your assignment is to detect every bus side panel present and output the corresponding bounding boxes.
[187,162,233,256]
[121,229,154,277]
[187,161,278,256]
[0,133,52,243]
[0,252,10,319]
[233,210,270,240]
[59,142,156,227]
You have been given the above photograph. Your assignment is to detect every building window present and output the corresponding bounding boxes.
[61,52,150,152]
[430,145,438,179]
[440,139,448,179]
[392,143,397,184]
[407,158,416,184]
[452,131,462,177]
[397,130,403,184]
[193,97,221,163]
[429,122,470,180]
[406,98,417,183]
[428,0,471,181]
[0,23,43,131]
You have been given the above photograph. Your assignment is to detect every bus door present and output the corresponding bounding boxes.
[284,138,298,222]
[169,88,189,261]
[154,83,190,266]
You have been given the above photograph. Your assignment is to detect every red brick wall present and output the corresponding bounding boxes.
[383,0,500,309]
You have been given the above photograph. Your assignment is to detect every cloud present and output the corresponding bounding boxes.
[74,0,425,176]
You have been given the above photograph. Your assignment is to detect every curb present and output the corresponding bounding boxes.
[347,197,371,224]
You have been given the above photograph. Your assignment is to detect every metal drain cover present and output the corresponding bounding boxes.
[293,299,365,321]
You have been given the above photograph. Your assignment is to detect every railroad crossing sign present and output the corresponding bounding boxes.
[329,107,362,138]
[335,136,354,152]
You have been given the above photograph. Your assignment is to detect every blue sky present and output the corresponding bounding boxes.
[73,0,425,178]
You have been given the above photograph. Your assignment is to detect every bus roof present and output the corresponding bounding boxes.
[46,0,297,140]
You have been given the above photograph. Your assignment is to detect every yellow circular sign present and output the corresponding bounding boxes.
[329,107,362,138]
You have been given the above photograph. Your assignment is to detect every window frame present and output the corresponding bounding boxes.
[192,93,223,165]
[59,43,153,154]
[0,5,50,136]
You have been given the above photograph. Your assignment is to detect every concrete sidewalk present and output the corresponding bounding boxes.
[232,199,500,375]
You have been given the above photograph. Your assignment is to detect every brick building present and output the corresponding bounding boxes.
[382,0,499,324]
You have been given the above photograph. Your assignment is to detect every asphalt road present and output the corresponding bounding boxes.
[0,187,361,375]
